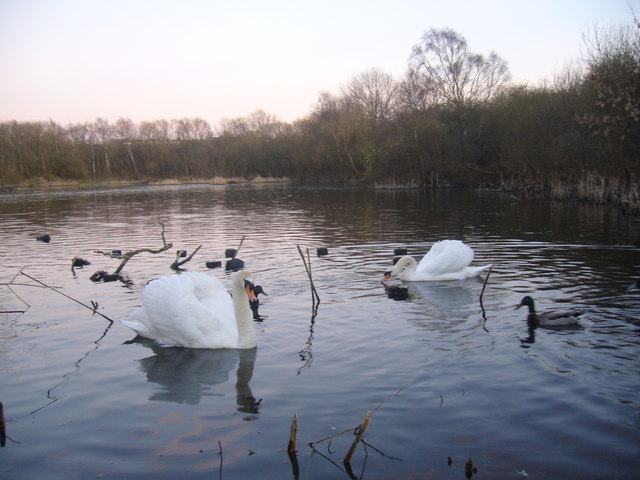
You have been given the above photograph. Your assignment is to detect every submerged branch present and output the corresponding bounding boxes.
[93,223,172,279]
[20,271,114,324]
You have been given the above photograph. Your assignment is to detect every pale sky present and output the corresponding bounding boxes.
[1,0,637,129]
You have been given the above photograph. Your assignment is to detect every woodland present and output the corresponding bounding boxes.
[1,25,638,213]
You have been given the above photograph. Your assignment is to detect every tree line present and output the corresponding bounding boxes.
[1,24,638,211]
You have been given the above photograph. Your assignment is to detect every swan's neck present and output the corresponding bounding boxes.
[394,256,417,280]
[233,282,257,349]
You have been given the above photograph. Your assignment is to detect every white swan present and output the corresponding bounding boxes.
[383,240,492,282]
[121,270,259,349]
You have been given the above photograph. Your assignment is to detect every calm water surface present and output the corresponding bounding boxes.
[1,184,639,479]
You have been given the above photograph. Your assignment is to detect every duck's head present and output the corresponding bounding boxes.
[253,285,268,298]
[516,296,535,313]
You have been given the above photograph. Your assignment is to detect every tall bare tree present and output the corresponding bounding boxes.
[93,118,113,178]
[409,28,510,109]
[340,68,398,125]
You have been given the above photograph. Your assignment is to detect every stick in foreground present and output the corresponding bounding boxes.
[343,410,372,465]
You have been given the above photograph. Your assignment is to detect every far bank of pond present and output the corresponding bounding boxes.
[3,174,639,215]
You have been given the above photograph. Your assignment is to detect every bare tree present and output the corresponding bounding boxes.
[396,69,437,112]
[139,119,174,143]
[340,67,398,124]
[174,117,212,141]
[113,118,140,178]
[93,118,113,178]
[220,110,287,138]
[409,28,510,109]
[579,22,640,139]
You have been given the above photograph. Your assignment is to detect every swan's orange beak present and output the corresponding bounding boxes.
[382,271,391,283]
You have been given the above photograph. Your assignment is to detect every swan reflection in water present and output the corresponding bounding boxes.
[384,280,480,329]
[134,339,261,415]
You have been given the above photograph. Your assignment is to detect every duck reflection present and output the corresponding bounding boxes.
[519,322,583,348]
[135,341,260,414]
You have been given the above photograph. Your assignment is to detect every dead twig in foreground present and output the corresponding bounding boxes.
[20,271,114,324]
[297,245,320,305]
[479,264,493,332]
[343,410,372,465]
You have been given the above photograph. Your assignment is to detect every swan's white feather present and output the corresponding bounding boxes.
[417,240,474,275]
[389,240,491,281]
[122,271,255,349]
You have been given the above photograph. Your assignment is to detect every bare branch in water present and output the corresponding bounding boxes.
[479,264,493,332]
[93,223,172,279]
[20,271,114,324]
[171,245,202,270]
[236,235,245,256]
[288,414,298,453]
[297,245,320,305]
[343,410,372,465]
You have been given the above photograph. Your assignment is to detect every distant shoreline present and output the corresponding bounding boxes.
[2,176,637,216]
[2,176,289,190]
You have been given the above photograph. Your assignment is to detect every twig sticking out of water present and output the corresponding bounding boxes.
[0,401,6,447]
[297,245,320,305]
[0,269,32,313]
[235,235,245,256]
[217,440,223,480]
[93,223,173,279]
[113,224,173,275]
[479,264,493,331]
[343,410,372,465]
[479,265,493,302]
[288,414,298,453]
[287,415,300,479]
[20,271,114,324]
[170,245,202,270]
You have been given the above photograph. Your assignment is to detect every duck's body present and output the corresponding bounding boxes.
[516,296,583,326]
[249,285,267,319]
[384,240,491,282]
[122,270,258,349]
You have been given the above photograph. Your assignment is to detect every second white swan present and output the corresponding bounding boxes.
[383,240,491,282]
[122,270,259,349]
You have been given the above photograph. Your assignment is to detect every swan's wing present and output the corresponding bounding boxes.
[121,306,155,338]
[132,272,237,347]
[417,240,474,275]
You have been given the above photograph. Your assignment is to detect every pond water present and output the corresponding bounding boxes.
[1,184,639,479]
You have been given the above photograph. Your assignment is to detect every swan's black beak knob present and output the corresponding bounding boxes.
[382,271,391,284]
